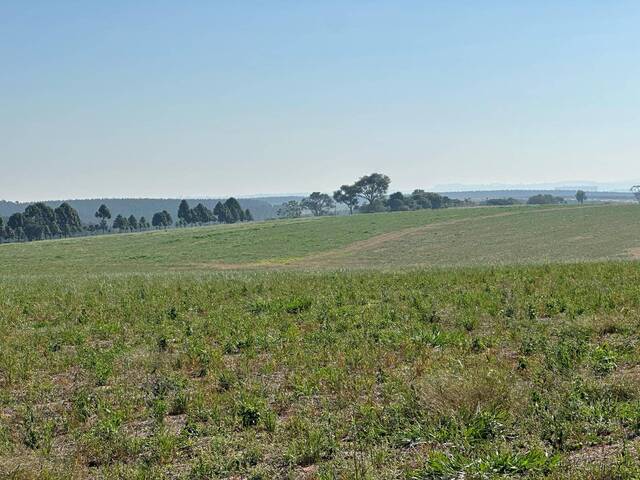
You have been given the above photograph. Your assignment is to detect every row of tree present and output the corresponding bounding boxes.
[278,173,466,218]
[112,214,151,231]
[94,204,154,231]
[0,202,83,241]
[95,197,253,233]
[526,194,566,205]
[0,197,255,242]
[177,198,252,226]
[483,191,586,206]
[278,174,591,218]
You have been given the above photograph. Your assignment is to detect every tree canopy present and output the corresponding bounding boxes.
[0,195,254,243]
[112,214,130,231]
[178,200,192,224]
[152,210,173,228]
[128,215,139,230]
[301,192,335,216]
[55,202,82,235]
[355,173,391,209]
[192,203,214,223]
[333,185,360,214]
[95,204,112,231]
[277,201,303,219]
[0,202,82,241]
[527,194,565,205]
[223,197,245,223]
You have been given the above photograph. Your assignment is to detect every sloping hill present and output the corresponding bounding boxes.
[4,206,640,477]
[1,204,640,275]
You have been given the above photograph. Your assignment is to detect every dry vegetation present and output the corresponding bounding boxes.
[2,264,640,478]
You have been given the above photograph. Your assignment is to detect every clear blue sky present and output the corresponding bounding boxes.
[2,1,639,201]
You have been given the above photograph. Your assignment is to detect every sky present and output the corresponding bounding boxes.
[1,1,640,201]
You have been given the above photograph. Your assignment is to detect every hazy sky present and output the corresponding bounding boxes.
[2,1,640,201]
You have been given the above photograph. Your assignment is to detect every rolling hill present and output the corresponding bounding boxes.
[3,204,640,478]
[1,203,640,275]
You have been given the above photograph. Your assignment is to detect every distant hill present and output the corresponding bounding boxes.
[439,189,637,203]
[0,198,278,224]
[245,195,305,206]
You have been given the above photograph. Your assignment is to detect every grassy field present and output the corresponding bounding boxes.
[0,206,491,275]
[1,204,640,275]
[3,204,640,478]
[2,265,640,478]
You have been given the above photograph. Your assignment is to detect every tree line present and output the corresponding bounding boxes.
[278,173,468,218]
[278,173,589,218]
[0,202,83,242]
[0,197,254,242]
[177,198,253,226]
[0,177,589,242]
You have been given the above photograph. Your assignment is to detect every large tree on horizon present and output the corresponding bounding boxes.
[354,173,391,208]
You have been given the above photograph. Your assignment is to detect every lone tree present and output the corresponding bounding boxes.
[95,204,112,231]
[333,184,360,214]
[277,200,303,218]
[301,192,335,216]
[354,173,391,211]
[244,209,253,221]
[575,190,587,205]
[139,216,149,229]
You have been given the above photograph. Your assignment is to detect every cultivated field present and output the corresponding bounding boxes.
[2,204,640,478]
